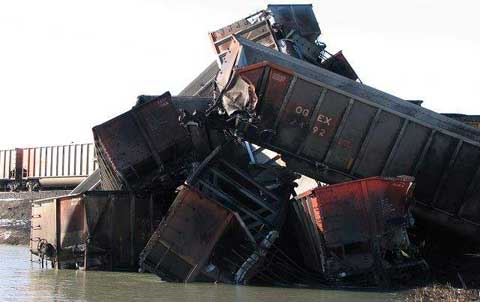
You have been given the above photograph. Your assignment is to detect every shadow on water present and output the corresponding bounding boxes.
[0,245,406,302]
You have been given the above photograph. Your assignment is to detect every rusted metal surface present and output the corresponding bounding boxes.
[136,94,221,159]
[208,5,324,69]
[185,141,296,241]
[93,92,192,190]
[290,194,325,274]
[138,139,301,284]
[293,177,424,284]
[30,198,57,256]
[320,51,359,81]
[300,177,413,247]
[26,4,480,289]
[139,186,238,282]
[209,11,277,63]
[216,36,480,240]
[209,11,267,42]
[283,30,324,64]
[267,4,321,42]
[30,191,166,271]
[140,185,294,285]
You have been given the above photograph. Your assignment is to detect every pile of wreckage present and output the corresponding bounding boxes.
[30,4,480,288]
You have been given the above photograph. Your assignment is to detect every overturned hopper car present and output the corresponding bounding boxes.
[140,140,300,285]
[216,36,480,241]
[93,92,195,191]
[140,186,261,284]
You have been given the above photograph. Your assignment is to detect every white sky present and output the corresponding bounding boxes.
[0,0,479,149]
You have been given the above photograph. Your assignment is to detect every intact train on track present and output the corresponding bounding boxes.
[0,143,96,191]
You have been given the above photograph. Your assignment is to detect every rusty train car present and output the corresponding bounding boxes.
[292,177,425,285]
[0,143,97,191]
[30,191,165,270]
[216,36,480,241]
[93,93,200,191]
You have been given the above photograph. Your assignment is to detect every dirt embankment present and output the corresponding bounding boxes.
[406,284,479,302]
[0,191,70,245]
[405,222,480,301]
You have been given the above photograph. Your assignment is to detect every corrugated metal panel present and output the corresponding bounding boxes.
[210,18,277,63]
[32,144,95,178]
[178,61,219,97]
[1,144,95,190]
[0,149,15,180]
[219,37,480,239]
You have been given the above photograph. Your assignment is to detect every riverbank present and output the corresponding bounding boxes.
[406,285,479,302]
[0,191,69,245]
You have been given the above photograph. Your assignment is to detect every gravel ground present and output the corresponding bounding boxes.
[0,190,70,201]
[406,284,480,302]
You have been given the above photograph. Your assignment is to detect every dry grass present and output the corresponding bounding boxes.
[406,284,480,302]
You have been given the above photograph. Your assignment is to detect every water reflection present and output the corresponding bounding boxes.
[0,245,402,302]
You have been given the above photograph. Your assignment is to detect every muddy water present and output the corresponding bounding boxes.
[0,245,405,302]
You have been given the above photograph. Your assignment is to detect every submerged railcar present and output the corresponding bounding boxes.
[30,191,165,270]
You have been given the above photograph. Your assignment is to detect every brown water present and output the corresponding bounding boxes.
[0,245,405,302]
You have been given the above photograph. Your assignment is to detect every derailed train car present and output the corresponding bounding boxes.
[28,3,480,289]
[180,4,357,99]
[140,141,300,285]
[139,186,261,284]
[93,92,195,191]
[213,36,480,241]
[292,177,427,286]
[30,191,167,270]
